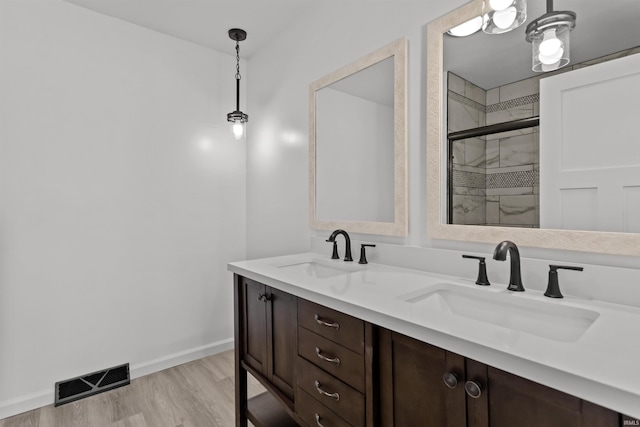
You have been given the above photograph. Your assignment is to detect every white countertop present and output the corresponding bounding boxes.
[228,252,640,418]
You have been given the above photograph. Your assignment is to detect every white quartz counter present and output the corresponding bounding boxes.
[228,252,640,418]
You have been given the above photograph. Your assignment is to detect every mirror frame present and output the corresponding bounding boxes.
[426,0,640,256]
[310,38,408,236]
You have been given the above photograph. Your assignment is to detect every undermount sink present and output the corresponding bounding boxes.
[276,260,362,279]
[400,284,600,342]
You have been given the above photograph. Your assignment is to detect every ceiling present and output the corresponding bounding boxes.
[63,0,316,58]
[63,0,640,87]
[444,0,640,89]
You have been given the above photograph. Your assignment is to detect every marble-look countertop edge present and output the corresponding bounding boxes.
[228,253,640,418]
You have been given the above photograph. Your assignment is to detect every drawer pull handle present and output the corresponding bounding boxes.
[314,314,340,330]
[314,380,340,401]
[315,413,325,427]
[315,347,341,365]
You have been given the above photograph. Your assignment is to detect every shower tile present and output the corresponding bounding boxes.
[448,98,481,131]
[486,88,499,105]
[487,104,534,125]
[448,73,465,96]
[486,198,500,224]
[500,133,536,167]
[452,140,465,165]
[465,138,486,168]
[500,76,540,102]
[465,80,486,105]
[500,195,537,225]
[486,140,500,169]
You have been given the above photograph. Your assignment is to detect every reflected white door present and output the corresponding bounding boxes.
[540,53,640,232]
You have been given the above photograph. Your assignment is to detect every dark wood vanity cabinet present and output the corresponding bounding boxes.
[378,329,620,427]
[378,329,466,427]
[234,275,624,427]
[235,275,298,427]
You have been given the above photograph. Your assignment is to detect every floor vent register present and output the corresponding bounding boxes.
[54,363,130,406]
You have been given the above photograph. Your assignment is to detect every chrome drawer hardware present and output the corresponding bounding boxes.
[314,380,340,401]
[315,347,341,365]
[314,314,340,330]
[315,413,325,427]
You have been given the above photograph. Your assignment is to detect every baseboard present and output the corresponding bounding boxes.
[129,337,234,379]
[0,338,234,421]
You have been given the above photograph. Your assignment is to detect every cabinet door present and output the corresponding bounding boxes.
[378,330,466,427]
[466,359,619,427]
[242,278,267,374]
[266,287,297,401]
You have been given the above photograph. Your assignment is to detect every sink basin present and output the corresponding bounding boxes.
[400,284,599,342]
[276,260,362,279]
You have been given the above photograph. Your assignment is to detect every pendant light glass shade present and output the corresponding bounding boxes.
[448,16,483,37]
[482,0,527,34]
[530,24,571,71]
[525,2,576,73]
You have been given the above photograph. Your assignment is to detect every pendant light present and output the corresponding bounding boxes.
[448,16,484,37]
[483,0,527,34]
[525,0,576,72]
[227,28,248,140]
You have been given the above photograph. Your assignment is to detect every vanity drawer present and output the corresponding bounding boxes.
[298,298,364,354]
[296,356,364,426]
[296,388,351,427]
[298,326,365,393]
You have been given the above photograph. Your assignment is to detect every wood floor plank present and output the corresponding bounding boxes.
[0,350,266,427]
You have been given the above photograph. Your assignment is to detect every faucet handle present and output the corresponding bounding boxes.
[544,264,584,298]
[462,255,491,286]
[326,239,339,260]
[358,244,376,265]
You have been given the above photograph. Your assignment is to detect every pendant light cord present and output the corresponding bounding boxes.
[235,40,241,111]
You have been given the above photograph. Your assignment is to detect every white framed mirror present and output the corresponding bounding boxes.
[426,0,640,256]
[310,38,408,236]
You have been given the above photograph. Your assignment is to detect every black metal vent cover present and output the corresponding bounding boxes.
[54,363,130,406]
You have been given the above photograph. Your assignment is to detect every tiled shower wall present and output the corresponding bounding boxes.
[448,72,540,228]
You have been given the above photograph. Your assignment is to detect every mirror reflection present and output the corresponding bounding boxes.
[443,0,640,232]
[316,57,394,222]
[310,38,408,236]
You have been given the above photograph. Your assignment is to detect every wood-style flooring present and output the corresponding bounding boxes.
[0,350,264,427]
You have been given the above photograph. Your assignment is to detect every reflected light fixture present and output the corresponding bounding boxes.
[525,0,576,72]
[227,28,248,140]
[448,16,483,37]
[483,0,527,34]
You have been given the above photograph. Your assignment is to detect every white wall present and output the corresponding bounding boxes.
[246,0,468,259]
[0,0,245,417]
[316,88,394,222]
[246,0,640,271]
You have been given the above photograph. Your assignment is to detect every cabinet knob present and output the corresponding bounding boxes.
[442,372,458,388]
[314,413,325,427]
[257,293,271,302]
[464,381,482,399]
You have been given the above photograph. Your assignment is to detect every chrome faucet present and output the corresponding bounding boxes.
[493,240,524,292]
[326,229,353,262]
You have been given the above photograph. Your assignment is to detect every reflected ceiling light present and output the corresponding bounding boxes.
[482,0,527,34]
[525,0,576,72]
[447,16,483,37]
[227,28,248,140]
